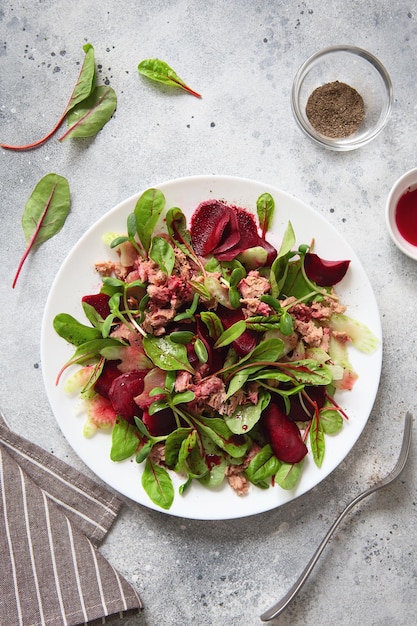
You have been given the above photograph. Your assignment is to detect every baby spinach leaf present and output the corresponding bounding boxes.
[142,458,174,510]
[59,85,117,141]
[138,58,201,98]
[110,418,139,462]
[214,320,246,348]
[270,222,296,297]
[193,337,208,363]
[134,188,165,253]
[13,173,70,288]
[149,235,175,277]
[245,444,281,486]
[143,335,195,373]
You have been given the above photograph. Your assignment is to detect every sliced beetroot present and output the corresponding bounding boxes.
[108,371,147,423]
[218,306,258,356]
[262,401,308,464]
[304,252,350,286]
[215,207,259,261]
[286,386,326,422]
[142,407,177,436]
[190,200,239,256]
[94,360,122,399]
[82,292,111,319]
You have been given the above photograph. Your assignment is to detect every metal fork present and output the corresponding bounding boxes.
[261,411,413,622]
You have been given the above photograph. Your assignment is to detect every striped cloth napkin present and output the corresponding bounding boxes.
[0,410,143,626]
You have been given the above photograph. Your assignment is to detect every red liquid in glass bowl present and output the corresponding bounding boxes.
[395,186,417,246]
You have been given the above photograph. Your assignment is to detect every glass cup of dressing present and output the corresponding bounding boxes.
[386,167,417,260]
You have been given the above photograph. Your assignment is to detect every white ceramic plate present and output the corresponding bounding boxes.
[41,175,382,520]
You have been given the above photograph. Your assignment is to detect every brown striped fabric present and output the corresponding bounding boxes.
[0,411,142,626]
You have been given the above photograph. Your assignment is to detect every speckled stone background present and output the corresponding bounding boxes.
[1,1,416,625]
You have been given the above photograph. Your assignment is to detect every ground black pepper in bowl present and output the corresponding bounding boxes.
[305,80,365,139]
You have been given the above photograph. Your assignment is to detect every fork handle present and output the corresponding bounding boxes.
[260,487,377,621]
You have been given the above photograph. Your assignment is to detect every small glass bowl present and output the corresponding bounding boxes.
[386,167,417,261]
[291,45,393,151]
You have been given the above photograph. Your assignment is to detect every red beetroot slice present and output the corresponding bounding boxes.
[108,371,147,423]
[142,407,177,436]
[82,292,111,319]
[94,360,122,399]
[262,402,308,464]
[218,306,257,356]
[286,386,326,422]
[215,207,259,261]
[190,200,239,256]
[304,253,350,286]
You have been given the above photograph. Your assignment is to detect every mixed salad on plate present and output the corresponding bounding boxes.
[53,188,378,510]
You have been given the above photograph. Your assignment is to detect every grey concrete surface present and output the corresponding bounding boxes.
[1,2,416,625]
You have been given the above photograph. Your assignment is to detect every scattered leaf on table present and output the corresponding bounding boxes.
[59,85,117,141]
[138,58,201,98]
[13,173,70,288]
[1,43,96,151]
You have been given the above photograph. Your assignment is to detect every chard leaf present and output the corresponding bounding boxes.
[164,428,197,472]
[53,313,101,346]
[64,43,96,115]
[59,85,117,141]
[247,368,293,383]
[310,412,325,467]
[275,459,304,490]
[224,390,270,434]
[134,188,165,253]
[138,58,201,98]
[1,43,96,151]
[199,311,224,340]
[14,173,70,288]
[149,235,175,277]
[320,408,343,434]
[281,360,333,385]
[143,335,195,373]
[256,193,275,237]
[142,458,174,510]
[110,418,139,461]
[56,337,123,384]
